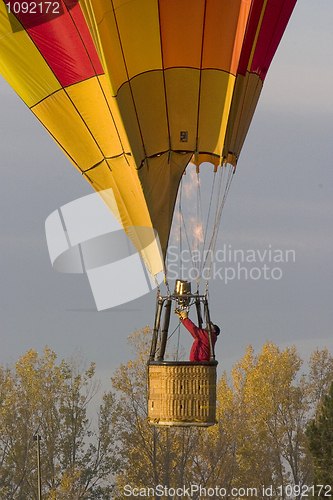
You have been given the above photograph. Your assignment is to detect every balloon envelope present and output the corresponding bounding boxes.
[0,0,297,279]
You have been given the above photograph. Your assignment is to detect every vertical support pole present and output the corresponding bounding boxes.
[203,298,215,361]
[149,298,163,361]
[157,298,172,361]
[33,434,42,500]
[195,295,203,329]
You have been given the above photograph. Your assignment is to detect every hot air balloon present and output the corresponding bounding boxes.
[0,0,297,426]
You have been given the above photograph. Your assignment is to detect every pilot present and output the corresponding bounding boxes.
[175,309,220,362]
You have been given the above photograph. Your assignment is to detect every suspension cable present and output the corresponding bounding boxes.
[167,161,234,293]
[203,164,234,292]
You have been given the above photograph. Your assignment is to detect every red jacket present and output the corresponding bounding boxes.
[181,318,217,362]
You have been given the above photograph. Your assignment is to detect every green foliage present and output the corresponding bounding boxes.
[306,382,333,490]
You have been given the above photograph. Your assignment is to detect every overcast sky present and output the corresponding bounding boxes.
[0,0,332,390]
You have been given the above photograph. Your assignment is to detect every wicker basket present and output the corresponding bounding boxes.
[147,361,217,427]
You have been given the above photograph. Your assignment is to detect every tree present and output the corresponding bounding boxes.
[0,347,120,499]
[227,341,314,498]
[306,382,333,491]
[308,348,333,408]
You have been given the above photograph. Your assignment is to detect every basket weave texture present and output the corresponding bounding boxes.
[148,363,217,427]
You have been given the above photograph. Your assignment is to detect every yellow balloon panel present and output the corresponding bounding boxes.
[164,68,200,152]
[32,87,104,172]
[0,4,61,107]
[130,71,169,158]
[98,76,132,154]
[91,8,127,94]
[112,0,162,80]
[116,83,146,167]
[85,157,149,229]
[86,157,164,276]
[65,76,125,160]
[198,70,235,156]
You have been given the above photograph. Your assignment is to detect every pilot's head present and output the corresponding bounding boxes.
[209,322,220,336]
